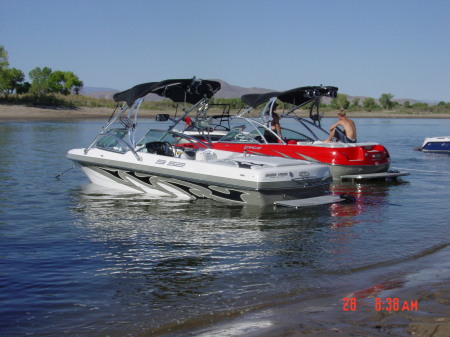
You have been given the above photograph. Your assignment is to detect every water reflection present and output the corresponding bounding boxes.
[328,179,407,228]
[65,178,412,334]
[69,184,342,304]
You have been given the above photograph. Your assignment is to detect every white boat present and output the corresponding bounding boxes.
[67,78,340,206]
[419,136,450,153]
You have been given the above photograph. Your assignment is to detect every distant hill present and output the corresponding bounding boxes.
[212,79,274,98]
[80,80,428,105]
[79,87,117,100]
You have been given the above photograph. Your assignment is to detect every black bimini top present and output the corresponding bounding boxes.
[241,86,338,108]
[113,78,221,106]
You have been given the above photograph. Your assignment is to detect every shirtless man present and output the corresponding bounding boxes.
[270,102,282,137]
[264,102,282,143]
[324,110,357,143]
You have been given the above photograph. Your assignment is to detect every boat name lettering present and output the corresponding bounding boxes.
[168,161,186,167]
[156,159,166,165]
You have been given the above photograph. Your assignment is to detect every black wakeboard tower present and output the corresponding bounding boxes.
[241,85,338,127]
[84,77,221,153]
[109,77,221,131]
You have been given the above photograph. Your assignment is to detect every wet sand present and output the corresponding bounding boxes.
[253,275,450,337]
[191,245,450,337]
[1,103,450,120]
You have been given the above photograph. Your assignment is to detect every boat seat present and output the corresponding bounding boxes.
[145,141,174,157]
[196,150,217,161]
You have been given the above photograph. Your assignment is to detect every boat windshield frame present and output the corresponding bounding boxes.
[83,77,220,159]
[227,85,348,144]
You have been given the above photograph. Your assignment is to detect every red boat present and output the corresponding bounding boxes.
[209,86,407,180]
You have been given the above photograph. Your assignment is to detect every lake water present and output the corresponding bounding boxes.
[1,117,449,336]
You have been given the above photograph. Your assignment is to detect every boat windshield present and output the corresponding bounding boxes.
[280,116,330,141]
[95,128,130,153]
[136,129,210,149]
[219,126,263,143]
[217,115,330,144]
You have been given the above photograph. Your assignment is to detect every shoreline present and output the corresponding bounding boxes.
[188,244,450,337]
[1,104,450,121]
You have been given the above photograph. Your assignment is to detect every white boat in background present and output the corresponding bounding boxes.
[67,78,345,206]
[419,136,450,153]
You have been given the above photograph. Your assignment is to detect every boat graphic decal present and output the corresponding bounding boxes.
[168,161,186,167]
[93,166,246,203]
[295,153,318,162]
[168,181,246,202]
[244,149,264,156]
[101,168,122,179]
[271,150,292,158]
[126,171,155,186]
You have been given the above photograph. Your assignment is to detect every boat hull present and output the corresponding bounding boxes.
[212,142,391,179]
[421,137,450,153]
[67,149,332,206]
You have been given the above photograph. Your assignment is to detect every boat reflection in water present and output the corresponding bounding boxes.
[328,180,404,229]
[66,176,408,336]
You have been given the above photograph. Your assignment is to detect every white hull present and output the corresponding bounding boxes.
[68,148,333,206]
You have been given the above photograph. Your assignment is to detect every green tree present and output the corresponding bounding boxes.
[16,81,31,95]
[412,102,429,109]
[59,71,83,95]
[351,98,360,108]
[403,101,411,108]
[29,66,53,97]
[331,94,350,109]
[0,68,25,97]
[49,70,67,94]
[362,97,377,112]
[0,46,10,96]
[35,69,84,96]
[379,93,394,110]
[0,45,8,69]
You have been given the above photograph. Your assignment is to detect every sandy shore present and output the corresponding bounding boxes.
[256,275,450,337]
[196,245,450,337]
[0,104,162,120]
[1,104,450,120]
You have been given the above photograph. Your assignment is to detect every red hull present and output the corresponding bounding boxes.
[211,142,391,167]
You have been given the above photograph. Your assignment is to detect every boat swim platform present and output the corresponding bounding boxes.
[340,171,410,181]
[274,194,354,209]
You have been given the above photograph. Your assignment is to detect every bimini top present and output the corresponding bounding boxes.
[241,86,338,108]
[113,78,221,106]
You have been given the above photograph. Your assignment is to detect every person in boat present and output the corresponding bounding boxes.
[264,102,282,143]
[323,109,357,143]
[183,116,193,127]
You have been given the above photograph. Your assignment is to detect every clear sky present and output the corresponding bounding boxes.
[1,0,449,102]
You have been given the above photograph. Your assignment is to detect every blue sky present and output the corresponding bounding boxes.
[1,0,449,102]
